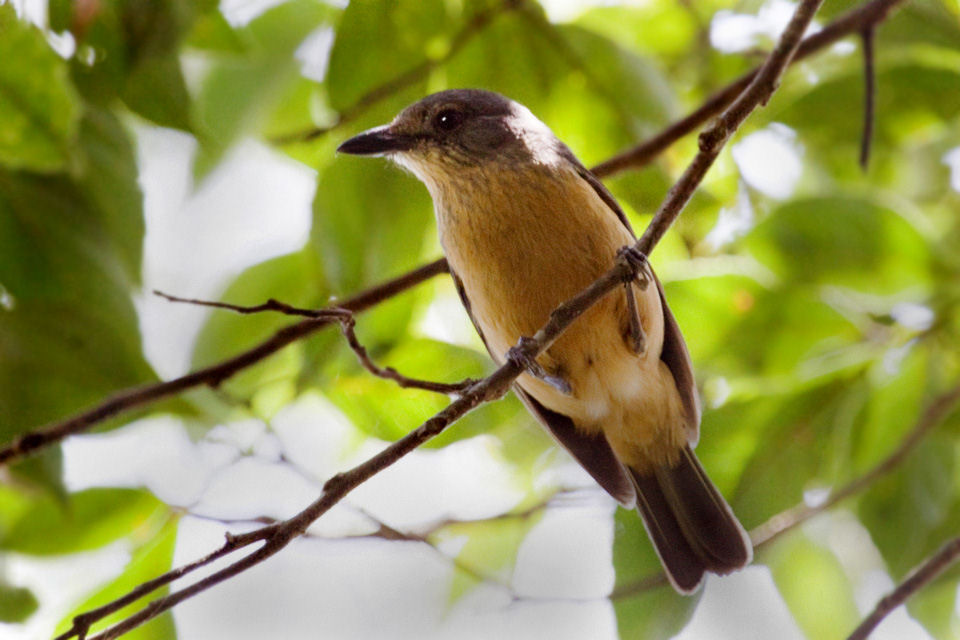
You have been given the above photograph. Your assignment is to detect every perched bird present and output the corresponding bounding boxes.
[338,89,751,592]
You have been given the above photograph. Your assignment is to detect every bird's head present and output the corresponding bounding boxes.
[337,89,565,187]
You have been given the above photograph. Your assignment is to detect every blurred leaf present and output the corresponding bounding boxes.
[0,171,155,437]
[0,4,80,171]
[69,0,201,130]
[732,380,861,528]
[859,429,960,579]
[312,157,432,345]
[745,196,932,294]
[906,567,960,640]
[0,488,165,555]
[193,0,334,175]
[612,508,700,639]
[326,0,451,111]
[326,338,527,447]
[56,516,179,640]
[73,106,145,282]
[191,248,327,408]
[0,582,39,623]
[766,530,859,640]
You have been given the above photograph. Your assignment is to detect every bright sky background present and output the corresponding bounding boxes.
[4,0,958,638]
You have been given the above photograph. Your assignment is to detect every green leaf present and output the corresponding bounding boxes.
[0,171,155,437]
[906,568,960,640]
[326,0,451,111]
[611,508,700,639]
[858,430,960,579]
[731,380,862,528]
[766,530,860,640]
[311,157,433,346]
[326,338,526,447]
[0,4,80,171]
[745,196,933,294]
[56,515,179,640]
[73,106,145,282]
[190,248,327,411]
[193,0,333,175]
[0,488,166,555]
[68,0,201,131]
[0,582,39,623]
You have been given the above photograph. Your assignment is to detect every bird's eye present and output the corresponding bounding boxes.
[433,109,464,132]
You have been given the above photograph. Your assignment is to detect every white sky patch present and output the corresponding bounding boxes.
[711,0,819,53]
[219,0,287,27]
[943,146,960,192]
[706,181,755,249]
[732,123,803,199]
[890,302,935,331]
[135,127,314,378]
[676,567,805,640]
[295,26,334,82]
[539,0,644,23]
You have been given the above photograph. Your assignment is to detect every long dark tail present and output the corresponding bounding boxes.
[630,445,752,593]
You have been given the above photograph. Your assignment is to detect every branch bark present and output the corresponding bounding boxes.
[56,1,825,637]
[590,0,905,178]
[847,535,960,640]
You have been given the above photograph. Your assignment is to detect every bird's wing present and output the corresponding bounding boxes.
[567,151,702,438]
[450,268,636,505]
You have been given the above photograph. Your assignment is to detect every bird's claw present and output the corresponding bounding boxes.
[616,246,651,289]
[507,337,572,395]
[617,246,648,354]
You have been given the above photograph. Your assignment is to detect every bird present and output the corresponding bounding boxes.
[337,89,751,593]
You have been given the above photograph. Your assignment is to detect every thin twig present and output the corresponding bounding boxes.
[591,0,905,178]
[0,258,450,466]
[859,25,876,170]
[154,291,476,395]
[271,0,524,145]
[847,535,960,640]
[611,383,960,600]
[57,2,825,637]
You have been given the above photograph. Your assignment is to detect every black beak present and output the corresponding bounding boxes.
[337,126,416,155]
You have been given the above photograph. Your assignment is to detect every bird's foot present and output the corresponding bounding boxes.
[507,337,572,395]
[616,245,651,290]
[616,246,649,355]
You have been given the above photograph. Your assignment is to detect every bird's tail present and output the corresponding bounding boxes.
[629,445,752,593]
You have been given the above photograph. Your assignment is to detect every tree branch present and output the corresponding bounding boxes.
[847,535,960,640]
[859,25,877,170]
[56,2,825,637]
[0,258,449,467]
[153,291,476,395]
[590,0,906,178]
[611,382,960,600]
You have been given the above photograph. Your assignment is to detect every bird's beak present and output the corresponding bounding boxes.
[337,125,416,156]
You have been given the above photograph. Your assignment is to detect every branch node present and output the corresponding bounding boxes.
[506,337,571,395]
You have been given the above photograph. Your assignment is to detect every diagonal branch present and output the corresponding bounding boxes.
[153,291,476,395]
[847,535,960,640]
[56,2,825,637]
[590,0,906,178]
